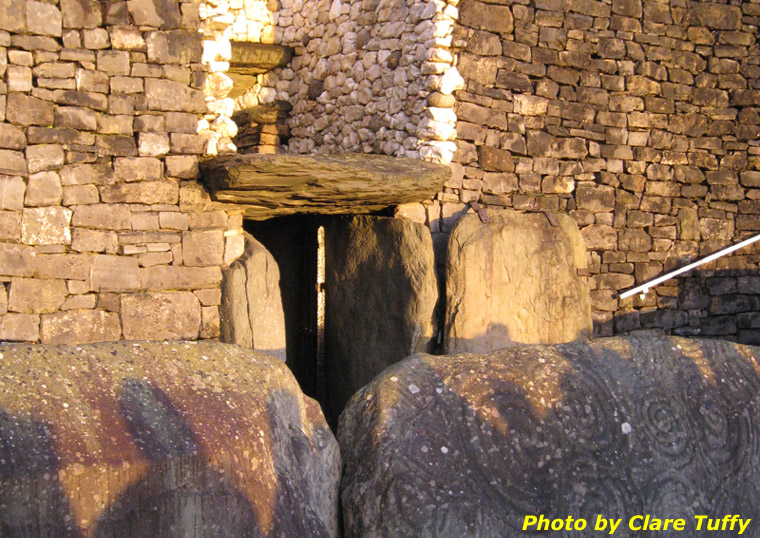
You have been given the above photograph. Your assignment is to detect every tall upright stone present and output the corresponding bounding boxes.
[445,209,591,353]
[325,215,438,423]
[220,233,287,361]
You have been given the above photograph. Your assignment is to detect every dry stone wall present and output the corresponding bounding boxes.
[0,0,244,344]
[429,0,760,343]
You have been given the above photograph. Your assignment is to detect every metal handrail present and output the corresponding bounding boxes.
[617,232,760,299]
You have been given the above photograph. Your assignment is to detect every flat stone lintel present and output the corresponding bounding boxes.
[199,153,451,220]
[229,42,294,75]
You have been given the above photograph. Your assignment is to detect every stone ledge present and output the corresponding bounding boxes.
[199,153,451,219]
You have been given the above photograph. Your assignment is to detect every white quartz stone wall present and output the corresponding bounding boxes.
[200,0,463,165]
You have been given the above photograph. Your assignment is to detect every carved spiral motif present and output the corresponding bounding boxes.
[635,389,695,468]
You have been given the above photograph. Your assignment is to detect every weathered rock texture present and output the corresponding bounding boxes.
[201,153,451,219]
[220,232,287,360]
[0,0,245,344]
[0,342,340,537]
[426,0,760,344]
[340,336,760,537]
[445,209,591,352]
[325,215,438,423]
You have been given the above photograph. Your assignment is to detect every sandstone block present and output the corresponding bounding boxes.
[0,243,36,276]
[6,65,31,91]
[145,78,205,113]
[91,254,140,291]
[692,3,742,29]
[100,181,178,205]
[137,132,170,157]
[25,172,63,206]
[21,207,72,245]
[54,106,97,131]
[0,211,21,241]
[0,124,27,151]
[0,176,26,210]
[459,0,513,34]
[96,50,130,75]
[146,30,202,64]
[121,291,200,340]
[40,309,119,344]
[26,1,62,36]
[140,265,222,290]
[26,145,65,174]
[165,155,198,178]
[8,277,67,313]
[70,228,118,253]
[61,0,101,27]
[72,203,131,230]
[0,151,27,177]
[200,305,220,339]
[62,185,100,206]
[127,0,180,28]
[0,0,26,32]
[114,157,163,181]
[35,254,93,280]
[576,182,616,212]
[75,68,109,92]
[181,230,224,266]
[0,313,39,341]
[445,209,591,353]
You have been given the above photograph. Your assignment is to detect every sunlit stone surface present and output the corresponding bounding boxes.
[0,342,339,537]
[339,336,760,537]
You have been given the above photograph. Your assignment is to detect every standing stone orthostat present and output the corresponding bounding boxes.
[445,209,591,353]
[325,215,438,423]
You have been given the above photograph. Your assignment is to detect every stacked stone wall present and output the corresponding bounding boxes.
[0,0,244,344]
[416,0,760,343]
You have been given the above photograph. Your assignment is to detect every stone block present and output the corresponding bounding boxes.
[6,65,32,91]
[26,145,65,174]
[0,151,28,176]
[165,155,198,178]
[61,0,101,28]
[692,3,742,29]
[127,0,180,28]
[0,176,26,210]
[35,254,93,280]
[0,211,21,241]
[96,134,138,156]
[0,124,27,151]
[581,224,617,250]
[140,265,222,290]
[72,203,131,230]
[146,30,202,64]
[0,313,39,341]
[576,182,615,212]
[8,277,67,313]
[121,291,200,340]
[110,26,144,49]
[21,207,72,245]
[200,305,220,339]
[96,50,130,75]
[159,211,188,230]
[91,254,140,291]
[459,0,513,34]
[26,1,62,36]
[62,184,99,206]
[70,228,118,253]
[0,242,36,276]
[182,230,224,267]
[100,181,179,205]
[0,0,26,32]
[25,171,63,206]
[194,288,221,306]
[145,78,205,113]
[480,146,514,172]
[114,157,163,181]
[75,68,109,92]
[54,106,98,131]
[40,309,120,343]
[137,132,170,157]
